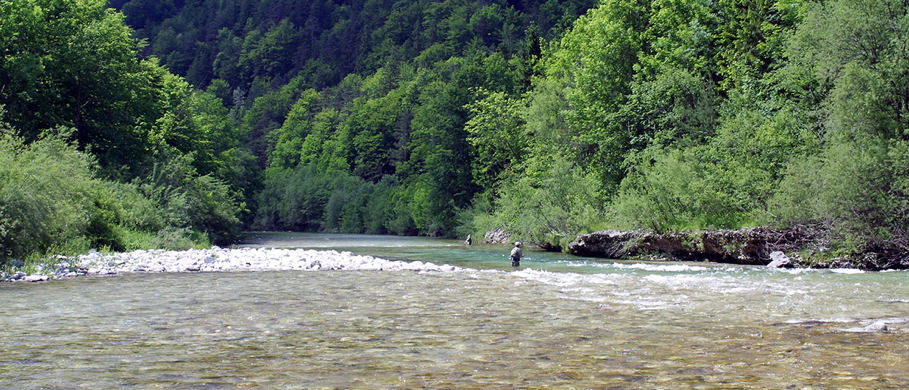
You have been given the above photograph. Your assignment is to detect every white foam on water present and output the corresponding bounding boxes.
[786,317,909,333]
[830,268,866,274]
[507,267,721,310]
[785,317,856,324]
[612,263,715,272]
[49,247,909,333]
[839,318,909,333]
[777,267,868,275]
[560,260,734,273]
[510,268,629,288]
[509,264,834,313]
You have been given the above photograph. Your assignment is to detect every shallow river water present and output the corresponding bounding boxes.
[3,233,909,388]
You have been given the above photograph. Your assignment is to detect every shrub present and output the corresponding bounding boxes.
[477,159,605,248]
[135,152,243,245]
[0,129,97,261]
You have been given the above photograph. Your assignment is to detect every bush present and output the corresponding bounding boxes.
[474,159,605,248]
[611,147,756,232]
[0,123,243,265]
[770,139,909,253]
[135,153,243,245]
[0,129,98,261]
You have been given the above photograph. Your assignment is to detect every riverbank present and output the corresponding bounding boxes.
[566,226,909,271]
[484,225,909,270]
[1,247,461,282]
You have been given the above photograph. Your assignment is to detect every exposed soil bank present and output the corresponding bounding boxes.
[567,226,909,270]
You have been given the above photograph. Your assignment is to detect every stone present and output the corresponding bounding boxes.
[568,227,824,266]
[863,321,890,333]
[767,251,791,268]
[23,275,48,282]
[483,228,511,245]
[568,230,642,258]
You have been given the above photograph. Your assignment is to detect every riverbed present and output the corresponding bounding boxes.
[2,233,908,388]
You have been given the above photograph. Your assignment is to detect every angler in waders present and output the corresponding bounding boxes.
[510,241,524,267]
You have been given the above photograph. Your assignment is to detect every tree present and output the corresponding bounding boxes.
[0,0,246,254]
[542,0,648,187]
[464,89,528,191]
[771,0,909,251]
[0,0,162,174]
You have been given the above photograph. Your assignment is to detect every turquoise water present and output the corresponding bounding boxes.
[2,232,909,388]
[239,231,737,273]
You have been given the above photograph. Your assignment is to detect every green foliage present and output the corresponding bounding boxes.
[612,146,755,232]
[9,0,909,262]
[135,153,243,245]
[0,129,97,259]
[766,0,909,252]
[464,89,528,191]
[253,165,418,235]
[103,0,601,242]
[266,89,321,169]
[0,0,179,174]
[544,0,648,186]
[0,123,222,264]
[0,0,250,260]
[474,159,605,247]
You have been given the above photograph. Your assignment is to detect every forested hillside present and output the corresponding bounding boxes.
[109,0,598,238]
[3,0,909,265]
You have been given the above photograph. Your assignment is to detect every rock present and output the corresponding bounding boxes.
[23,275,48,282]
[483,228,511,245]
[767,251,792,268]
[108,259,128,268]
[568,230,641,258]
[3,246,468,282]
[864,321,890,333]
[568,226,824,265]
[843,320,894,333]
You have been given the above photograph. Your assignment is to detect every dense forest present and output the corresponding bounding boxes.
[2,0,909,266]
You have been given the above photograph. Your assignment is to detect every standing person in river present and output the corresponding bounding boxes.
[510,242,524,267]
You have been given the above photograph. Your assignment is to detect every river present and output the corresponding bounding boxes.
[2,232,908,388]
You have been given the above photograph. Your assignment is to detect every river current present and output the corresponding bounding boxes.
[2,233,909,388]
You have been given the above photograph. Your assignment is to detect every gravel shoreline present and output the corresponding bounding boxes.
[2,247,461,282]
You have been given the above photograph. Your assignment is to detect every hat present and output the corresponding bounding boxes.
[514,241,522,247]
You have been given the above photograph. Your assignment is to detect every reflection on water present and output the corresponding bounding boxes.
[2,233,909,388]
